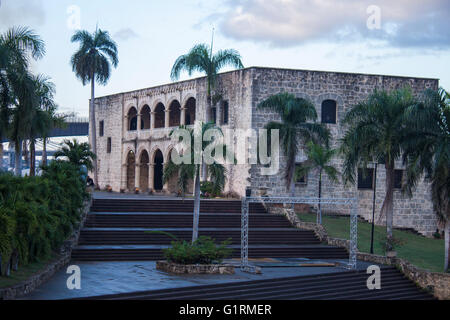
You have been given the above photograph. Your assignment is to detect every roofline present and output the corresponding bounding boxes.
[94,66,439,101]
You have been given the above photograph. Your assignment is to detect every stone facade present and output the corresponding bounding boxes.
[93,67,439,236]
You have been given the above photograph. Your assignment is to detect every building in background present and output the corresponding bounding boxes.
[93,67,438,236]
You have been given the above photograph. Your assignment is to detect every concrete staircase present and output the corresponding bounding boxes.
[71,198,348,261]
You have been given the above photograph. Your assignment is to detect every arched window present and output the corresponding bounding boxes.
[169,100,181,127]
[185,97,196,125]
[141,105,151,130]
[154,103,165,129]
[128,107,138,131]
[321,100,337,124]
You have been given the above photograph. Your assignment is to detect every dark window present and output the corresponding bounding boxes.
[321,100,337,124]
[222,101,229,125]
[99,121,104,137]
[211,107,217,124]
[358,168,374,190]
[107,137,112,154]
[295,163,307,184]
[394,170,403,189]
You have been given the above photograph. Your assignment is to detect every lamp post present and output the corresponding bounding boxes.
[370,162,378,254]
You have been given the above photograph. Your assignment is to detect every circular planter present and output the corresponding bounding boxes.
[156,261,235,275]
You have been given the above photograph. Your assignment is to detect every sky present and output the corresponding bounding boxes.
[0,0,449,117]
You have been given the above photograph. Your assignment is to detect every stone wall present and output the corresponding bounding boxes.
[249,67,439,236]
[93,66,439,236]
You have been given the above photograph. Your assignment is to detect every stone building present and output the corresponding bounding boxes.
[93,67,439,236]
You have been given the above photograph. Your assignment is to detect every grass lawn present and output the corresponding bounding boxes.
[297,212,445,273]
[0,254,58,289]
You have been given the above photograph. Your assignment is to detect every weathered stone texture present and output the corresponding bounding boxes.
[94,67,439,236]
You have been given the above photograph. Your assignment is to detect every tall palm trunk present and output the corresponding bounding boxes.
[0,143,3,169]
[23,140,28,168]
[42,137,47,166]
[380,161,395,252]
[30,139,35,176]
[318,169,323,225]
[14,140,22,176]
[90,76,98,187]
[445,220,449,272]
[192,163,201,243]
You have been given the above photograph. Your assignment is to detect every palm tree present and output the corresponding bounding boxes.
[53,139,96,171]
[296,142,339,224]
[70,28,118,186]
[28,74,64,175]
[0,27,45,175]
[257,92,330,197]
[170,43,243,123]
[341,88,416,252]
[402,88,450,272]
[163,122,229,242]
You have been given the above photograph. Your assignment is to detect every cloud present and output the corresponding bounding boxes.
[0,0,46,28]
[217,0,450,49]
[113,28,139,41]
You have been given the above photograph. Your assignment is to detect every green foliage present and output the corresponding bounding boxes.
[0,161,88,276]
[53,139,96,171]
[70,28,119,86]
[170,43,243,96]
[163,236,232,265]
[257,92,330,190]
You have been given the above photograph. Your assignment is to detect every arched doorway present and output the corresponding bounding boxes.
[126,151,136,191]
[185,97,196,125]
[153,149,164,191]
[167,149,179,194]
[154,103,165,129]
[128,107,138,131]
[169,100,181,127]
[140,150,149,192]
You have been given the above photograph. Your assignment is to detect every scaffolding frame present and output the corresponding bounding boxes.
[241,196,358,273]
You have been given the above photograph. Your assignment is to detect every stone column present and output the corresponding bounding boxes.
[165,109,170,128]
[121,163,127,191]
[135,163,141,191]
[137,112,141,131]
[150,112,156,130]
[149,163,155,191]
[163,162,169,193]
[124,115,129,132]
[180,107,186,125]
[216,102,221,126]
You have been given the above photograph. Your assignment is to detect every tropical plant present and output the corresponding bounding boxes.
[257,92,330,197]
[163,123,230,242]
[170,43,243,123]
[0,161,87,276]
[163,236,232,265]
[296,142,339,224]
[0,27,45,176]
[402,88,450,272]
[53,139,96,171]
[70,28,118,186]
[340,87,416,252]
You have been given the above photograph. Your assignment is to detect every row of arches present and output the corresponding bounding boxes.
[125,148,192,194]
[127,97,196,131]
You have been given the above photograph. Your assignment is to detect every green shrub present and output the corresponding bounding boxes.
[200,181,222,198]
[163,236,232,265]
[0,160,88,276]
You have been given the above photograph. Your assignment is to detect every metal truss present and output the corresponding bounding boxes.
[241,196,358,273]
